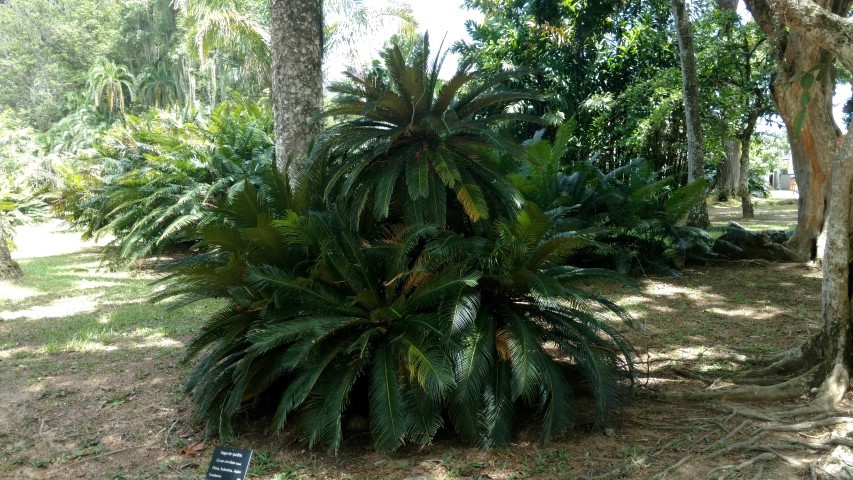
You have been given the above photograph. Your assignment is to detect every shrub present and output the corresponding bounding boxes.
[311,33,538,232]
[163,36,636,452]
[69,99,274,264]
[511,123,711,274]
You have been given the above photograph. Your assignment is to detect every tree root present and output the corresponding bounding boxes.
[637,399,853,479]
[656,365,820,402]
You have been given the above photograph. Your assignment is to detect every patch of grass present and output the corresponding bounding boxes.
[1,249,223,360]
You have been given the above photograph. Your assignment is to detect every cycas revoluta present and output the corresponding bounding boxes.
[76,99,273,265]
[448,203,635,447]
[312,34,540,230]
[162,36,638,452]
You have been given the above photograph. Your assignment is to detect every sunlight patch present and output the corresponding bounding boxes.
[126,328,183,349]
[48,340,119,353]
[707,306,783,321]
[75,280,124,291]
[0,283,40,301]
[0,295,99,321]
[655,345,749,366]
[0,345,36,359]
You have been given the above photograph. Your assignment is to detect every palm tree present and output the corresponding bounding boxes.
[136,61,179,108]
[324,0,418,74]
[87,59,135,115]
[313,34,539,230]
[174,0,271,104]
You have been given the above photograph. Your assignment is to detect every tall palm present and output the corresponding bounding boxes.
[313,34,540,230]
[174,0,271,97]
[324,0,417,73]
[136,62,179,108]
[87,59,135,114]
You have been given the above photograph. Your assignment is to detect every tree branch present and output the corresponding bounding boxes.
[769,0,853,72]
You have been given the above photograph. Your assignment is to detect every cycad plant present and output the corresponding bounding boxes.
[448,203,634,447]
[511,125,711,274]
[161,184,477,451]
[313,34,539,229]
[163,35,637,452]
[73,98,274,265]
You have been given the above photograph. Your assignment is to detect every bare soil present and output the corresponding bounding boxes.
[1,204,844,480]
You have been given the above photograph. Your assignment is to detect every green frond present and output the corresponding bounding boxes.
[369,345,407,451]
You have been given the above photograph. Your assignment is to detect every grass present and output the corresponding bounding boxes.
[708,195,798,232]
[1,248,220,361]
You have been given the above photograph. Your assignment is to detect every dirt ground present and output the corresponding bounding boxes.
[2,201,849,480]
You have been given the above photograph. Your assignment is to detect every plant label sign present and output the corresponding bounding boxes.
[205,446,253,480]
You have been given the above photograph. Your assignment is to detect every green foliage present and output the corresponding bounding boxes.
[451,203,634,446]
[136,61,179,108]
[88,59,136,115]
[162,45,636,450]
[314,35,537,230]
[0,0,125,129]
[511,127,711,274]
[162,188,634,450]
[0,182,49,250]
[68,98,274,265]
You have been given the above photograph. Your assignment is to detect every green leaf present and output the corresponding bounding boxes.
[406,152,430,200]
[369,345,406,451]
[793,109,807,137]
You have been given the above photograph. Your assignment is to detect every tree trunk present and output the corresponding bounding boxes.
[738,133,755,219]
[671,0,711,228]
[270,0,324,180]
[758,0,853,407]
[718,137,741,200]
[743,0,849,260]
[0,231,22,279]
[776,75,836,260]
[810,126,853,407]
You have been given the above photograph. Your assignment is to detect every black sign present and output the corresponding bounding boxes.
[205,446,253,480]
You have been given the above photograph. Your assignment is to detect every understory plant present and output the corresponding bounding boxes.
[511,122,712,274]
[162,36,637,452]
[67,98,273,265]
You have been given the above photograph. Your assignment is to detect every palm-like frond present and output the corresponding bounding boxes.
[311,34,539,230]
[75,99,274,265]
[512,139,712,274]
[444,202,636,446]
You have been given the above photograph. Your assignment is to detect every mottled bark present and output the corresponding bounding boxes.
[0,231,22,279]
[743,0,850,260]
[718,138,742,200]
[738,133,755,219]
[755,0,853,407]
[811,125,853,407]
[672,0,711,228]
[270,0,323,179]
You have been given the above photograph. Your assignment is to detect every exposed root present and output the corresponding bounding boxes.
[657,365,820,402]
[634,400,853,479]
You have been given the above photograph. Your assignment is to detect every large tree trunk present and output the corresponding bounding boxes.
[758,0,853,407]
[811,126,853,408]
[738,131,755,219]
[270,0,324,179]
[718,138,741,200]
[671,0,711,228]
[743,0,849,260]
[0,231,22,279]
